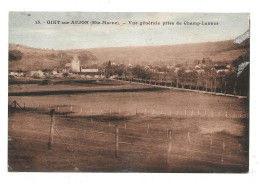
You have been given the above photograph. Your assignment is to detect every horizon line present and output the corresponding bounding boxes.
[9,38,236,51]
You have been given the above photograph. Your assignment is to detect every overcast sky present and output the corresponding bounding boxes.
[9,12,249,49]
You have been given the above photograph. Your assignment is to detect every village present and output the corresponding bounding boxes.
[8,54,249,97]
[8,55,234,79]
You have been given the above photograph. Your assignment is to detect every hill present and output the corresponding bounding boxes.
[9,39,248,71]
[88,40,248,66]
[9,44,98,71]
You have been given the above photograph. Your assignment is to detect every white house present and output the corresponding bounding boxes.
[81,68,99,73]
[30,70,44,78]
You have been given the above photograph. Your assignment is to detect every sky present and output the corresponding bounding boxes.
[9,12,249,49]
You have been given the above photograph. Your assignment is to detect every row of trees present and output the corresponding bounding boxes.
[104,58,247,96]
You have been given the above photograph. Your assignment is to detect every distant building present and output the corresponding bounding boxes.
[144,66,151,70]
[51,69,58,75]
[9,71,24,77]
[212,65,229,74]
[184,69,193,73]
[30,70,44,78]
[167,65,175,69]
[80,68,99,73]
[71,55,81,72]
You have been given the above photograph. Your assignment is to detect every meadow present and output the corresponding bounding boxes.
[8,79,249,172]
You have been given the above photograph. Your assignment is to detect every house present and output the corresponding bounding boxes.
[212,65,229,74]
[30,70,44,78]
[80,68,99,73]
[51,69,58,75]
[194,65,205,73]
[9,71,24,77]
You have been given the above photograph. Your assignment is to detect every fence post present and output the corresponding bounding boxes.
[214,78,217,93]
[211,81,213,93]
[115,125,119,158]
[136,108,137,115]
[167,130,173,164]
[210,134,213,146]
[70,106,73,112]
[125,121,127,130]
[206,80,208,92]
[109,121,111,128]
[221,140,225,163]
[224,81,227,95]
[188,132,191,144]
[13,100,17,109]
[24,103,25,109]
[146,123,150,134]
[48,109,55,150]
[234,81,237,97]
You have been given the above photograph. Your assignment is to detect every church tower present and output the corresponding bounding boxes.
[71,55,81,72]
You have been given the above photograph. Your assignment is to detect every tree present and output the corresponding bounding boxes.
[9,50,23,61]
[112,64,126,77]
[132,65,151,79]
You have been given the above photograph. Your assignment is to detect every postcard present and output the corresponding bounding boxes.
[8,12,249,172]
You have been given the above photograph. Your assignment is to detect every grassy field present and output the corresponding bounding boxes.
[8,79,249,172]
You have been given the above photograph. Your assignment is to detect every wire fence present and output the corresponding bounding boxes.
[9,100,249,119]
[8,103,249,170]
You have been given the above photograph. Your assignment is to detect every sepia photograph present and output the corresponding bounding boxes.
[8,12,250,172]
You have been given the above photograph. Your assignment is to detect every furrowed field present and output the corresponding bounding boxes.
[8,79,249,172]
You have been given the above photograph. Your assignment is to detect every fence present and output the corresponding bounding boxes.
[9,100,249,119]
[8,102,249,171]
[115,77,248,98]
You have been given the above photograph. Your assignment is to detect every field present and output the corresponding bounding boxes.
[8,79,249,172]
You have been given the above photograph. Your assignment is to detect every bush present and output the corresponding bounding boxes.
[9,50,23,61]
